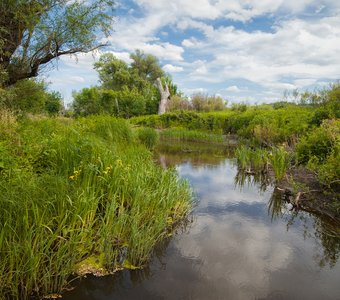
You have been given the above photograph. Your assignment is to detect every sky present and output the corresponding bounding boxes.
[46,0,340,106]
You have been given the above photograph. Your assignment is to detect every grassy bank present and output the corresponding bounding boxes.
[131,84,339,215]
[131,84,339,189]
[0,113,191,299]
[130,105,315,145]
[160,128,225,143]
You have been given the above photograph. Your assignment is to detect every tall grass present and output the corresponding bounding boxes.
[235,146,269,172]
[0,115,192,299]
[235,145,290,182]
[269,147,290,181]
[160,128,224,143]
[135,127,159,149]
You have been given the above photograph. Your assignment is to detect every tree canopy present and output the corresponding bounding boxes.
[73,50,180,117]
[0,0,114,87]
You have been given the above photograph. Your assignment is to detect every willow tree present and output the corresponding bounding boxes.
[0,0,114,87]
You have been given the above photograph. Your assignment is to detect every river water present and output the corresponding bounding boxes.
[63,142,340,300]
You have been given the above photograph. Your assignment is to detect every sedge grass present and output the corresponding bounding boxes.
[0,116,192,299]
[235,145,290,182]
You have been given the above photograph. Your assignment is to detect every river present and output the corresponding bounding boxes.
[63,141,340,300]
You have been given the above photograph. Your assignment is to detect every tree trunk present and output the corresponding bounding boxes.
[156,77,170,115]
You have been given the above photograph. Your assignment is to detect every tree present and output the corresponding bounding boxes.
[191,93,227,112]
[45,91,63,115]
[130,50,164,83]
[76,51,179,116]
[129,50,177,114]
[72,87,101,116]
[0,0,114,87]
[156,78,170,115]
[94,54,132,91]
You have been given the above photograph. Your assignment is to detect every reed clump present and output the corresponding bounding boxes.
[0,115,191,299]
[135,127,159,149]
[235,145,290,182]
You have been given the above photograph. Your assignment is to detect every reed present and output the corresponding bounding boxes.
[0,116,192,299]
[269,147,290,181]
[135,127,159,149]
[235,145,289,182]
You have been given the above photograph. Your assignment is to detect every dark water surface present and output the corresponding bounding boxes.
[63,142,340,300]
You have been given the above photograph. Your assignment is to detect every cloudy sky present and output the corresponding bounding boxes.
[47,0,340,105]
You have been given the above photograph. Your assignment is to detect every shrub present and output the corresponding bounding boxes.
[296,119,339,164]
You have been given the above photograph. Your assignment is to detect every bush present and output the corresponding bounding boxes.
[297,119,340,185]
[191,93,227,112]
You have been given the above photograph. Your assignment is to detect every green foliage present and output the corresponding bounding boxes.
[235,146,269,172]
[235,145,290,181]
[0,115,191,299]
[72,87,101,116]
[136,127,159,149]
[0,79,63,115]
[297,119,340,185]
[94,53,132,91]
[45,91,63,115]
[131,111,235,134]
[72,87,148,117]
[130,49,165,83]
[231,102,248,112]
[160,128,224,143]
[269,147,290,181]
[166,95,192,112]
[131,105,313,145]
[191,93,227,112]
[296,119,339,164]
[1,0,114,86]
[77,51,171,116]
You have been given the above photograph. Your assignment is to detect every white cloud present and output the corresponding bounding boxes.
[178,15,340,98]
[133,0,340,22]
[225,85,241,92]
[46,0,340,104]
[109,51,133,63]
[182,87,208,95]
[163,64,184,73]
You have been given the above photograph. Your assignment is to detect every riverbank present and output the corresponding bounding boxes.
[0,114,192,299]
[131,104,339,222]
[275,166,340,224]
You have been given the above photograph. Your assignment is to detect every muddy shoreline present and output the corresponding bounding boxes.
[275,166,340,225]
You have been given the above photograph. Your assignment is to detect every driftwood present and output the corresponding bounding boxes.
[276,187,321,208]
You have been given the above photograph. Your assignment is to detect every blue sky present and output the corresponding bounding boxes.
[46,0,340,106]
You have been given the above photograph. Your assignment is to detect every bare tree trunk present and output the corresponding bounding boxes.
[156,77,170,115]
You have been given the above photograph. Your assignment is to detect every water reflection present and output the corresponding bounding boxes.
[237,169,340,269]
[63,142,340,300]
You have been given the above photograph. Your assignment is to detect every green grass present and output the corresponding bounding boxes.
[235,145,290,182]
[135,127,159,149]
[0,114,192,299]
[160,128,224,143]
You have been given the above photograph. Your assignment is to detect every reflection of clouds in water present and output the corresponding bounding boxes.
[173,213,292,299]
[177,160,273,208]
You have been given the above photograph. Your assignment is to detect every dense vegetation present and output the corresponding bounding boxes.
[0,113,191,299]
[0,0,114,86]
[72,51,179,117]
[0,79,63,115]
[131,83,340,187]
